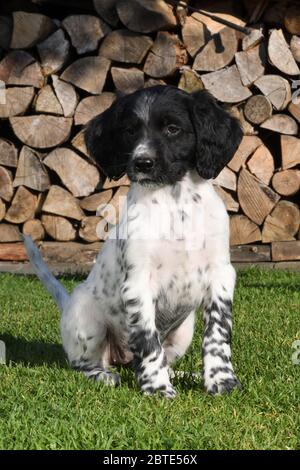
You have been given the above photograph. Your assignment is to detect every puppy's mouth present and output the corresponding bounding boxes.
[129,174,160,186]
[127,166,157,185]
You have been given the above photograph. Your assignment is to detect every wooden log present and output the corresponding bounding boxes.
[44,148,100,197]
[116,0,176,33]
[260,115,298,135]
[230,244,271,263]
[242,26,264,51]
[213,167,236,191]
[79,216,105,242]
[79,189,113,212]
[61,57,111,94]
[0,167,13,202]
[214,186,239,213]
[284,5,300,35]
[178,68,203,93]
[111,67,144,94]
[0,199,6,222]
[5,186,37,224]
[144,78,166,88]
[230,214,261,246]
[99,29,153,63]
[0,16,12,50]
[13,146,50,192]
[42,185,84,221]
[281,135,300,170]
[42,214,76,241]
[23,219,45,242]
[244,95,272,125]
[189,6,246,36]
[0,87,35,118]
[93,0,119,26]
[39,241,101,265]
[272,170,300,196]
[230,105,256,136]
[37,29,70,75]
[52,75,78,118]
[10,115,72,149]
[193,27,238,72]
[288,101,300,124]
[181,14,206,58]
[268,29,300,76]
[0,139,18,168]
[201,65,252,103]
[272,241,300,261]
[62,15,110,54]
[75,93,115,126]
[71,130,89,158]
[247,144,274,185]
[35,85,63,115]
[144,32,188,78]
[0,243,27,261]
[36,192,47,218]
[238,168,280,225]
[0,223,21,242]
[262,200,300,243]
[235,43,266,86]
[174,0,188,26]
[10,11,55,49]
[254,75,291,111]
[102,175,130,189]
[97,186,129,224]
[0,51,44,88]
[290,35,300,63]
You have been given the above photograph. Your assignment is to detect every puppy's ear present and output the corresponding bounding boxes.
[189,90,243,179]
[85,102,127,180]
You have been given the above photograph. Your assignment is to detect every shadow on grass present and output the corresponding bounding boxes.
[1,333,205,392]
[0,333,68,368]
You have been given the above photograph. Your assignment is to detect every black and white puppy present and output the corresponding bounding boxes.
[24,85,243,397]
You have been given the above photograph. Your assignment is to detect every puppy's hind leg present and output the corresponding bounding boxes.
[163,312,200,380]
[163,311,195,365]
[61,286,120,386]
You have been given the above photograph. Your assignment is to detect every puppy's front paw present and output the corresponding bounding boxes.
[142,383,176,399]
[139,367,176,398]
[86,369,121,387]
[204,373,242,395]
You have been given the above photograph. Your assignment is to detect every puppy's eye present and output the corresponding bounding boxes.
[165,124,181,136]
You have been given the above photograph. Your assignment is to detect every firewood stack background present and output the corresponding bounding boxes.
[0,0,299,270]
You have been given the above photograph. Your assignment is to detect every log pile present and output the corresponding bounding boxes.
[0,0,299,267]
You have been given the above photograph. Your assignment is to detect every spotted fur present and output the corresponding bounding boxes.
[24,86,243,397]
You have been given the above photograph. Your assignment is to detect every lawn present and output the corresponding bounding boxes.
[0,268,299,450]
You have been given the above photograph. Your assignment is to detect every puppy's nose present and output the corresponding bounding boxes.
[134,157,155,173]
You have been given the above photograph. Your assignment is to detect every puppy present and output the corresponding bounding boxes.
[24,85,243,397]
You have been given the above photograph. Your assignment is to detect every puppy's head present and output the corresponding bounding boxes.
[85,86,242,185]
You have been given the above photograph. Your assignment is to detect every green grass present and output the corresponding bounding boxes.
[0,268,300,450]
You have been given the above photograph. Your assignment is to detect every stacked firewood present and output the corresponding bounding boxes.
[0,0,299,266]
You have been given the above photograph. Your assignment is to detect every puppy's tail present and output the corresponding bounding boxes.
[23,235,69,312]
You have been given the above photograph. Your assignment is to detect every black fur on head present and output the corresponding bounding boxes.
[85,85,243,185]
[188,90,243,179]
